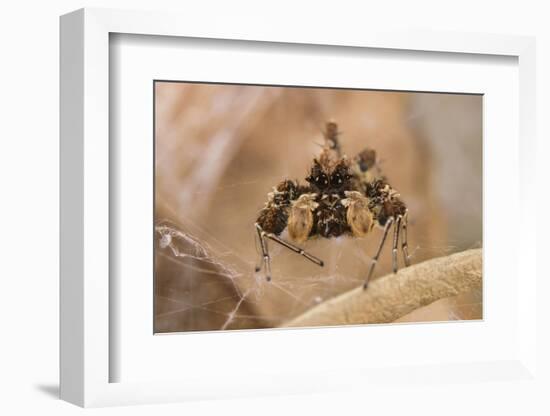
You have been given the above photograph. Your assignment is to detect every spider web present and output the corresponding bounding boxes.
[154,218,374,332]
[153,210,480,333]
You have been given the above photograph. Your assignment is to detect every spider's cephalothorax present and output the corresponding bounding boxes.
[255,121,411,288]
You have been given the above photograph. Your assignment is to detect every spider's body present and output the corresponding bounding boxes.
[255,122,411,288]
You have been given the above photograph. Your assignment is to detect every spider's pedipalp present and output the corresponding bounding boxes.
[342,191,374,238]
[287,193,318,243]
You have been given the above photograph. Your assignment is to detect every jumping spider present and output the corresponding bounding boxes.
[255,121,411,289]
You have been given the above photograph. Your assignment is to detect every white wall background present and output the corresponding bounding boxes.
[0,0,548,415]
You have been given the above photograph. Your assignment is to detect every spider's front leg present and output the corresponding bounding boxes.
[254,223,324,281]
[254,223,273,281]
[255,182,324,281]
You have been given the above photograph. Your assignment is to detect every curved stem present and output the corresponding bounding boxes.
[284,248,482,327]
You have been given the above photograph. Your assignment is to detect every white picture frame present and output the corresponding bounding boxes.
[60,7,538,407]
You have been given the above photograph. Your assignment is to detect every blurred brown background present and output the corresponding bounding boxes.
[154,82,482,332]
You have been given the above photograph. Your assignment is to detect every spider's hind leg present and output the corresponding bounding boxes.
[392,215,402,274]
[364,217,394,290]
[401,211,411,267]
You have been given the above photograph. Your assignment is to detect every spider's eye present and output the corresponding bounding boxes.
[330,172,351,187]
[307,172,329,189]
[331,173,343,186]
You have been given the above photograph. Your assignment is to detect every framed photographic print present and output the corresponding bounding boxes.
[152,81,483,333]
[60,8,538,407]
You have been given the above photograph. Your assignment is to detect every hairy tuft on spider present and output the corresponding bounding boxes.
[254,121,411,289]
